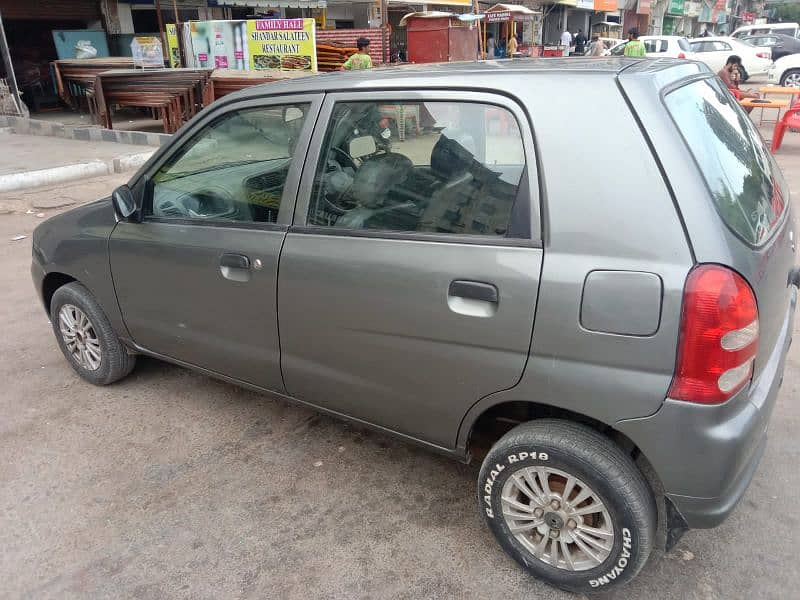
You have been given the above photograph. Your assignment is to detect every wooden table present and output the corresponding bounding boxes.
[759,86,800,104]
[740,98,789,125]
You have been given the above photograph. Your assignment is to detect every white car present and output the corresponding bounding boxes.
[689,36,773,76]
[609,36,695,59]
[732,22,800,40]
[767,52,800,86]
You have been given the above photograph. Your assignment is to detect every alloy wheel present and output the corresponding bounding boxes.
[500,466,614,571]
[58,304,102,371]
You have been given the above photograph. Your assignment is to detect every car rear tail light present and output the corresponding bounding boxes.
[677,52,686,59]
[668,264,759,404]
[757,52,771,59]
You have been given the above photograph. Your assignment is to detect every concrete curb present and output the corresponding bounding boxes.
[0,115,170,147]
[0,161,110,193]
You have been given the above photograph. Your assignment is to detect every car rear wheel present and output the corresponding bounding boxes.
[478,419,656,593]
[50,282,136,385]
[781,68,800,87]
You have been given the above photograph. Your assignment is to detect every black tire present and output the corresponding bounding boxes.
[50,282,136,385]
[781,68,800,88]
[478,419,656,594]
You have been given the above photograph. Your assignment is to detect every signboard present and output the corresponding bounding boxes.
[576,0,594,9]
[487,11,512,22]
[685,1,700,17]
[166,24,180,68]
[715,0,726,9]
[184,19,317,72]
[247,19,317,71]
[594,0,618,11]
[668,0,684,15]
[699,3,713,22]
[637,0,652,15]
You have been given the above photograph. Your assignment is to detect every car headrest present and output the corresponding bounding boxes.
[430,134,477,179]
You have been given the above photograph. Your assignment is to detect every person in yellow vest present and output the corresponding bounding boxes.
[624,28,646,57]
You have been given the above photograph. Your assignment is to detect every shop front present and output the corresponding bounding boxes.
[0,0,104,112]
[662,0,684,35]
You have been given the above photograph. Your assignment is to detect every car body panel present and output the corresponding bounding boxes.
[767,52,800,85]
[31,199,127,335]
[689,36,773,75]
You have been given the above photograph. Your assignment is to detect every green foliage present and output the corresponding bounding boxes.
[774,2,800,23]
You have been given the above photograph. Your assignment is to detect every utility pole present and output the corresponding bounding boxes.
[0,8,23,115]
[381,0,388,64]
[155,0,168,63]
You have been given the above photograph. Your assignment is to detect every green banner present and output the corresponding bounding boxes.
[668,0,684,14]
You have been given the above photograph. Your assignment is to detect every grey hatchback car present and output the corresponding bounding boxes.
[32,59,798,592]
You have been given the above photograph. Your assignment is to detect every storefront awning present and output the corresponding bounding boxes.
[388,0,473,6]
[213,1,327,7]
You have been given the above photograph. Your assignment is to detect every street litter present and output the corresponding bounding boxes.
[36,213,45,218]
[11,235,26,241]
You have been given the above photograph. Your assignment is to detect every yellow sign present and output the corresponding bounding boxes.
[247,18,317,72]
[166,24,180,68]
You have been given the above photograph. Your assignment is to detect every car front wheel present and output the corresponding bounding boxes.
[781,68,800,87]
[50,282,136,385]
[478,419,656,593]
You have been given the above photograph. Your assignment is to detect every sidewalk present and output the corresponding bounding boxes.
[0,131,154,193]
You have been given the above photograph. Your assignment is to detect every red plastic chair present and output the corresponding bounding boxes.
[771,102,800,152]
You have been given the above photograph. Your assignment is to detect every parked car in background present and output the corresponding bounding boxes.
[768,52,800,86]
[732,22,800,40]
[32,59,798,593]
[609,36,695,59]
[689,36,773,76]
[743,33,800,61]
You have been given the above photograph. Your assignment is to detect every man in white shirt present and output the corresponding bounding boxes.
[560,30,573,56]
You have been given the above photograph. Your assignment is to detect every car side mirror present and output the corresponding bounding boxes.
[112,185,137,221]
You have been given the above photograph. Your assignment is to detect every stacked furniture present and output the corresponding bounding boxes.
[316,43,359,72]
[52,58,135,110]
[93,68,213,133]
[210,69,311,100]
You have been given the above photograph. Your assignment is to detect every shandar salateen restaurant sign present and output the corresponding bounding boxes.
[183,18,317,72]
[247,19,317,71]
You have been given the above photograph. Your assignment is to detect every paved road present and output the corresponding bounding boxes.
[1,128,799,600]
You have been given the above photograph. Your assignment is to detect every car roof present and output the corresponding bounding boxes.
[689,36,739,42]
[641,35,687,40]
[222,57,694,101]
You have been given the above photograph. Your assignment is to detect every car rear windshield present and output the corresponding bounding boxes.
[665,77,787,246]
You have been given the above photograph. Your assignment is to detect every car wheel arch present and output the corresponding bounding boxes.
[461,399,667,545]
[41,272,77,313]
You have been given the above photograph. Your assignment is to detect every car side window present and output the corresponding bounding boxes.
[307,101,528,238]
[713,41,732,52]
[148,103,310,223]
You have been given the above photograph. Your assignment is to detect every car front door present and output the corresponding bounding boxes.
[277,91,543,449]
[110,94,321,392]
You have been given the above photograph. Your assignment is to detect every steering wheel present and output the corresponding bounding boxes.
[329,146,358,171]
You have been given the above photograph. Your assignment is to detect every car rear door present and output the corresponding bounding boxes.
[109,94,322,392]
[276,90,543,449]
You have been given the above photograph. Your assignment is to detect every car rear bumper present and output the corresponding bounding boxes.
[617,287,796,529]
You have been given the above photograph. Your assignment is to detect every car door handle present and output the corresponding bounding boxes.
[448,280,498,303]
[220,253,250,270]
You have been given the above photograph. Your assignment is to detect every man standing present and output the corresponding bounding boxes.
[575,29,587,54]
[507,34,518,57]
[588,35,605,57]
[623,28,646,57]
[342,37,373,70]
[560,29,573,56]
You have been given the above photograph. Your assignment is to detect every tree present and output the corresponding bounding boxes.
[774,2,800,23]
